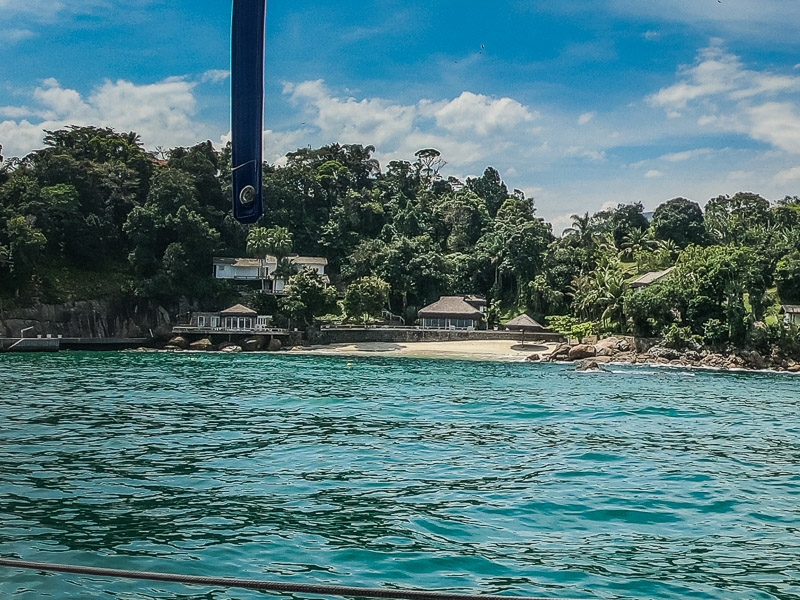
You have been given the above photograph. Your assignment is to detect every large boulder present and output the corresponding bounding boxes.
[525,353,541,362]
[594,337,619,356]
[217,340,238,351]
[568,344,596,360]
[167,336,188,350]
[738,350,765,370]
[221,344,242,353]
[188,338,213,351]
[267,338,282,352]
[647,346,680,361]
[549,343,571,360]
[576,359,608,372]
[242,336,265,351]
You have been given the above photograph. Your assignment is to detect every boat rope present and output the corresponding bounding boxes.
[0,558,581,600]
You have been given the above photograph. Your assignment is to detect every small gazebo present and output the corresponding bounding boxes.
[505,314,546,345]
[219,304,258,330]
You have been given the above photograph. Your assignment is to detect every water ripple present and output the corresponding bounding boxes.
[1,352,799,599]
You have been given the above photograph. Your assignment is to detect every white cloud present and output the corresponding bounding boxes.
[774,166,800,184]
[660,148,712,162]
[0,77,209,157]
[0,28,35,43]
[578,111,595,125]
[648,42,743,109]
[645,170,664,178]
[648,42,800,155]
[282,80,549,170]
[745,102,800,154]
[425,91,539,136]
[285,79,416,147]
[201,69,230,84]
[0,105,38,119]
[565,146,606,161]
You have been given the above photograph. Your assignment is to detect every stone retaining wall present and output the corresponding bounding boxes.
[309,328,565,345]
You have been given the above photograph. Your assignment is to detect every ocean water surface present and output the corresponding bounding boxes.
[0,352,798,600]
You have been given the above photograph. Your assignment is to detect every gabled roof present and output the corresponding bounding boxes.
[219,304,257,316]
[630,266,675,288]
[212,257,261,268]
[418,296,484,319]
[291,256,328,265]
[505,314,545,330]
[213,255,328,266]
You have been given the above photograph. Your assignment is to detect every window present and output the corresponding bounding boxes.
[197,316,205,327]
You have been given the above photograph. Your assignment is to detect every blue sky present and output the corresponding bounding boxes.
[2,0,800,231]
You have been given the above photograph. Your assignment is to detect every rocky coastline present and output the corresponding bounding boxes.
[536,336,800,373]
[156,335,284,354]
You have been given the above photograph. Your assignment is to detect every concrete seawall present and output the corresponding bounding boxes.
[310,328,565,345]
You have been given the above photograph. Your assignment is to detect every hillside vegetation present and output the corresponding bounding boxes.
[1,126,799,354]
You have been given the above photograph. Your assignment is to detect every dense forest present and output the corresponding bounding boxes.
[1,126,799,354]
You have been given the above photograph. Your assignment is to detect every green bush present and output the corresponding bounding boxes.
[702,318,727,347]
[663,323,701,350]
[546,315,597,339]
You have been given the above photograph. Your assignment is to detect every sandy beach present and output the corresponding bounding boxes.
[284,339,559,361]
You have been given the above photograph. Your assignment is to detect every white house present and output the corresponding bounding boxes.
[213,258,263,280]
[212,255,328,293]
[176,304,272,333]
[780,305,800,327]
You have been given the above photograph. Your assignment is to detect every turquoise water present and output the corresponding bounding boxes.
[0,353,799,600]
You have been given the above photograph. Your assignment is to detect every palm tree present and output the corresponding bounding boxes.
[563,211,591,242]
[621,228,656,272]
[597,266,627,332]
[247,226,294,291]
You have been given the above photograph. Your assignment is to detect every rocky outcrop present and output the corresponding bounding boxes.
[267,338,282,352]
[167,336,188,350]
[576,359,608,372]
[544,336,797,372]
[188,338,213,351]
[220,345,242,353]
[242,336,265,351]
[568,344,596,360]
[0,298,172,339]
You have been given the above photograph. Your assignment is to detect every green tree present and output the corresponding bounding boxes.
[466,167,509,218]
[651,197,706,248]
[609,202,649,249]
[776,251,800,303]
[5,216,47,295]
[279,269,338,326]
[704,192,771,245]
[343,276,390,323]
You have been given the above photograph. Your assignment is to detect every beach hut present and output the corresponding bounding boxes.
[504,313,546,345]
[219,304,258,330]
[417,296,485,329]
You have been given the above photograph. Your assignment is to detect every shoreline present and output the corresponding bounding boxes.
[279,339,800,374]
[282,339,560,362]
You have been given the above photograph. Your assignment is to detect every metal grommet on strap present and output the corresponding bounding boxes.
[239,185,256,205]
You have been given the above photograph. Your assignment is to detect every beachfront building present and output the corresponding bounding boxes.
[630,266,675,290]
[176,304,273,334]
[780,305,800,326]
[213,255,329,294]
[417,296,487,330]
